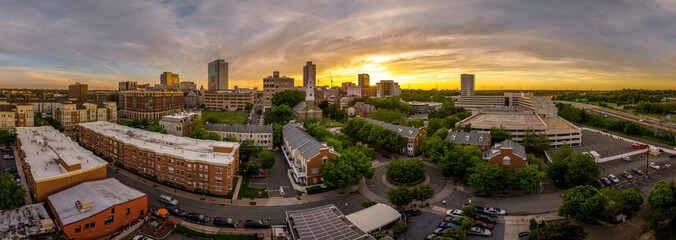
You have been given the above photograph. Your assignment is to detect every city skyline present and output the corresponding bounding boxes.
[1,0,676,90]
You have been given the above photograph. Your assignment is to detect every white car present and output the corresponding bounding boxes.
[445,209,463,217]
[131,235,155,240]
[484,207,506,215]
[650,162,661,170]
[468,227,492,237]
[622,156,631,162]
[159,194,179,206]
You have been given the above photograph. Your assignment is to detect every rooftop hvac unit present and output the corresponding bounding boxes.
[38,219,55,231]
[75,198,93,213]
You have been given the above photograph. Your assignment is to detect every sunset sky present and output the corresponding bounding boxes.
[1,0,675,90]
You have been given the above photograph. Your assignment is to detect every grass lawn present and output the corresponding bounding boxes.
[202,111,248,125]
[238,176,269,200]
[323,120,344,128]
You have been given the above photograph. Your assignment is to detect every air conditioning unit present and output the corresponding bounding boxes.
[75,198,93,213]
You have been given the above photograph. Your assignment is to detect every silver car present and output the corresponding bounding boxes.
[608,174,620,184]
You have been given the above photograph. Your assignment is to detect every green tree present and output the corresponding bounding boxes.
[620,187,644,215]
[386,186,412,208]
[530,220,587,240]
[204,116,220,124]
[271,90,305,107]
[131,118,141,128]
[559,185,606,223]
[362,201,376,208]
[515,165,545,190]
[322,148,374,189]
[273,123,283,148]
[489,126,512,145]
[466,162,505,193]
[522,129,551,152]
[323,104,347,121]
[461,217,475,231]
[433,127,449,140]
[0,172,26,210]
[245,102,253,111]
[547,153,599,189]
[553,145,573,162]
[405,118,424,128]
[648,180,675,211]
[461,204,477,217]
[256,108,262,116]
[386,158,426,184]
[0,129,17,147]
[443,226,466,239]
[206,132,221,141]
[264,104,293,125]
[258,150,276,169]
[149,122,167,134]
[223,134,238,142]
[243,161,261,175]
[413,184,435,205]
[239,140,262,164]
[391,221,408,236]
[307,123,332,142]
[368,109,406,124]
[141,117,149,127]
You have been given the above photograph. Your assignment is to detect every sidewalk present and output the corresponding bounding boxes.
[12,147,32,205]
[110,164,354,206]
[503,212,563,240]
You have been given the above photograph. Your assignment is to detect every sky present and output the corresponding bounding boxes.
[1,0,675,90]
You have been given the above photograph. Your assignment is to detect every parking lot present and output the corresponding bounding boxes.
[1,147,18,176]
[598,153,675,191]
[551,130,638,159]
[401,210,505,240]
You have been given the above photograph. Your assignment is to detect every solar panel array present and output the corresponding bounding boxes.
[289,206,363,240]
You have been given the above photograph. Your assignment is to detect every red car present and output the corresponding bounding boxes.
[475,219,495,230]
[632,144,647,149]
[252,169,266,179]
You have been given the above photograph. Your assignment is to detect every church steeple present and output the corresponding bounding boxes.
[305,77,315,102]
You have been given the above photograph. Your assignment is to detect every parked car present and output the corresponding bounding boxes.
[623,156,631,162]
[462,204,485,213]
[165,205,186,217]
[484,207,506,215]
[650,162,661,170]
[4,154,13,159]
[632,168,644,175]
[251,169,266,179]
[475,219,495,229]
[519,232,530,240]
[244,219,270,228]
[383,154,392,159]
[159,194,179,206]
[476,214,498,224]
[433,228,445,235]
[473,191,492,198]
[399,209,422,216]
[445,209,463,218]
[608,174,620,184]
[468,227,492,236]
[632,144,647,149]
[596,180,606,189]
[186,213,209,224]
[438,222,458,228]
[601,177,612,185]
[622,171,633,179]
[213,217,237,227]
[444,217,462,224]
[131,235,154,240]
[425,233,438,240]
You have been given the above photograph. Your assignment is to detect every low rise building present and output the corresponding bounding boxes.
[445,131,491,151]
[0,103,33,129]
[159,111,202,136]
[47,178,147,240]
[353,102,375,117]
[205,123,273,150]
[285,205,373,240]
[0,203,57,239]
[78,121,239,195]
[204,91,255,111]
[118,90,184,121]
[16,126,108,202]
[363,118,426,156]
[184,89,205,107]
[282,122,339,186]
[484,140,528,168]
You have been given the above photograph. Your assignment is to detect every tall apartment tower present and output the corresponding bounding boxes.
[160,72,180,86]
[303,61,316,88]
[68,82,88,101]
[460,74,475,96]
[358,73,370,87]
[208,59,229,91]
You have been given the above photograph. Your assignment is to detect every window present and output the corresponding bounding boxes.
[84,223,90,229]
[168,167,174,173]
[111,208,115,214]
[90,222,95,228]
[199,174,203,180]
[204,166,208,171]
[104,216,114,225]
[215,177,222,183]
[216,168,222,174]
[215,186,222,191]
[126,208,130,215]
[311,168,319,174]
[503,156,511,166]
[75,225,81,233]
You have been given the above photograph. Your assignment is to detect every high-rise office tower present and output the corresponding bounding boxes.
[358,73,370,87]
[461,74,475,96]
[160,72,180,86]
[68,82,88,101]
[303,61,316,88]
[208,59,229,91]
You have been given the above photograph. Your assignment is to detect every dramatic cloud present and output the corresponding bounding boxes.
[0,0,674,90]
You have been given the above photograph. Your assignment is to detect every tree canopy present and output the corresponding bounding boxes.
[546,152,599,189]
[258,150,276,169]
[271,90,305,107]
[0,129,17,147]
[264,104,293,125]
[522,129,551,152]
[386,158,426,184]
[0,172,25,210]
[342,118,406,153]
[530,220,587,240]
[386,185,412,208]
[489,126,512,145]
[322,148,374,189]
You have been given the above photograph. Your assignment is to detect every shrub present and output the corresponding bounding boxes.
[386,158,426,184]
[362,201,376,208]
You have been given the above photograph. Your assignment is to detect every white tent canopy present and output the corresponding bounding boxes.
[345,203,401,233]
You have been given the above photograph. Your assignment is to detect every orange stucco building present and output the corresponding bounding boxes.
[47,178,147,240]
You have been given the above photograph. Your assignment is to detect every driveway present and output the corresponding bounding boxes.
[267,150,296,198]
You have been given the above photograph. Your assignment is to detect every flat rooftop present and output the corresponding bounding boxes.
[286,204,372,240]
[47,178,146,226]
[461,112,546,129]
[0,203,56,239]
[161,111,200,121]
[542,117,579,131]
[78,121,238,165]
[16,126,108,181]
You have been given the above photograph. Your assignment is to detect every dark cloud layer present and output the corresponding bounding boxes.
[0,0,674,89]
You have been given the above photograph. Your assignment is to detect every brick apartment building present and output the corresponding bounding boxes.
[118,90,184,121]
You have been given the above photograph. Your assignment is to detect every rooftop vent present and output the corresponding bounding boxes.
[75,198,93,213]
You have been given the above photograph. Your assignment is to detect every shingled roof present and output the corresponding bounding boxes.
[446,131,490,146]
[362,118,420,139]
[206,123,273,134]
[283,122,337,161]
[484,139,527,160]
